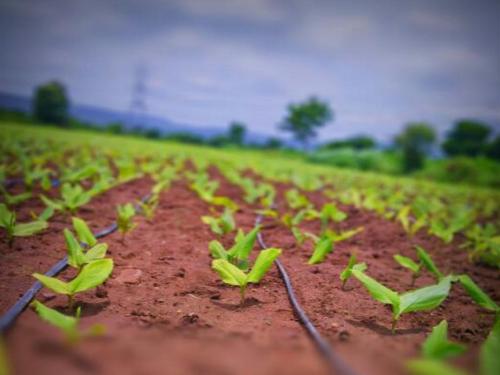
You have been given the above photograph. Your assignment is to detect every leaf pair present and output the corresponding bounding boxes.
[339,254,367,288]
[393,245,443,284]
[212,248,282,303]
[31,300,105,344]
[33,259,114,309]
[308,236,334,265]
[209,226,260,270]
[351,267,452,332]
[65,217,108,269]
[41,183,91,213]
[116,203,136,237]
[0,203,48,247]
[202,208,235,235]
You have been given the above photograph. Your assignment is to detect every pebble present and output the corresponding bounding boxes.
[116,268,143,284]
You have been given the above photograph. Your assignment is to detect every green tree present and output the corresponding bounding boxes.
[486,135,500,161]
[33,81,69,126]
[322,135,376,150]
[279,97,333,150]
[442,120,491,157]
[395,123,436,173]
[228,121,246,145]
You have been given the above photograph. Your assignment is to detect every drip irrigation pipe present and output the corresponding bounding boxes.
[255,215,359,375]
[0,189,151,334]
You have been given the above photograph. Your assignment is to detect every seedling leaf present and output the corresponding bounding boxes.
[422,320,466,360]
[458,275,499,312]
[308,236,333,265]
[247,248,281,283]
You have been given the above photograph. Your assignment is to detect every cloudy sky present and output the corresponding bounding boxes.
[1,0,499,141]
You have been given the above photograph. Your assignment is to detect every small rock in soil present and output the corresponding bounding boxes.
[181,313,199,324]
[95,286,108,298]
[116,268,143,284]
[338,330,350,341]
[174,268,186,278]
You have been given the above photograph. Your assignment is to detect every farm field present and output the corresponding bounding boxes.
[0,122,499,375]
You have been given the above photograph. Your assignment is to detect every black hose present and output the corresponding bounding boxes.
[0,192,151,334]
[255,215,359,375]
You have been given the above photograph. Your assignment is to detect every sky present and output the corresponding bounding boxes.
[1,0,499,142]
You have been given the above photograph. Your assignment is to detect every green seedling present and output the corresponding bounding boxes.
[190,173,219,202]
[394,254,421,285]
[457,275,499,313]
[33,258,114,310]
[0,203,48,247]
[323,227,363,243]
[137,194,159,222]
[0,185,32,206]
[397,206,427,236]
[307,203,348,233]
[210,196,239,211]
[116,203,136,239]
[480,318,500,375]
[422,320,467,360]
[65,217,108,269]
[31,300,105,344]
[202,207,235,235]
[351,268,452,332]
[285,188,310,209]
[41,183,91,214]
[339,254,367,288]
[209,226,260,270]
[415,245,444,281]
[212,248,282,304]
[308,236,334,265]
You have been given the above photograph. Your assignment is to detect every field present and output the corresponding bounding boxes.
[0,122,499,375]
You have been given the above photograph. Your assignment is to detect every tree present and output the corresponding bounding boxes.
[32,81,69,126]
[279,97,333,150]
[395,123,436,173]
[228,121,246,145]
[442,120,491,157]
[486,135,500,161]
[322,135,376,150]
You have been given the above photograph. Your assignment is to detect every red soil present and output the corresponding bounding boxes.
[1,174,498,375]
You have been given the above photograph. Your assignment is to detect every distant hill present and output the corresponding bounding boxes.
[0,92,272,144]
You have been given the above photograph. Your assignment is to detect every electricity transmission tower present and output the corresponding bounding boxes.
[129,65,148,127]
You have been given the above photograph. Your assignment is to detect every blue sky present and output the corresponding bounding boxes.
[1,0,499,141]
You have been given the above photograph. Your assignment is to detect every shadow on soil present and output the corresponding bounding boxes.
[347,319,424,336]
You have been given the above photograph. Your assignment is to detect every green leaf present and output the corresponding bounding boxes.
[415,245,443,281]
[209,240,228,260]
[211,196,239,211]
[0,203,14,228]
[247,248,281,283]
[407,359,468,375]
[83,243,108,263]
[38,206,54,221]
[422,320,467,360]
[394,254,421,274]
[33,273,70,295]
[64,229,86,268]
[308,236,334,264]
[352,269,400,307]
[13,220,48,236]
[211,259,247,287]
[72,217,97,246]
[397,276,452,319]
[227,226,260,261]
[67,259,114,294]
[340,254,366,285]
[31,300,78,335]
[480,319,500,375]
[458,275,499,312]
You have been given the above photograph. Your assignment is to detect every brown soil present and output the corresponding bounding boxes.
[1,174,498,375]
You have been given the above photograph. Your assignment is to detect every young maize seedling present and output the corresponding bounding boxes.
[65,217,108,270]
[394,254,421,285]
[307,203,347,233]
[33,259,114,310]
[421,320,467,360]
[308,236,334,265]
[0,203,48,247]
[351,268,452,333]
[406,358,468,375]
[41,183,91,214]
[339,254,366,288]
[116,203,136,240]
[31,300,105,344]
[323,227,363,243]
[202,208,235,235]
[212,248,282,304]
[209,226,260,270]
